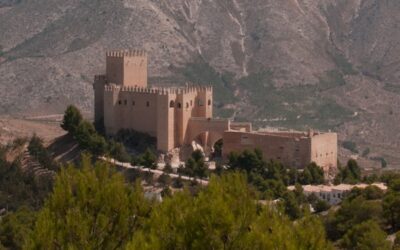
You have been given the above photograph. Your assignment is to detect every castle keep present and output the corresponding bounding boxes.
[94,50,337,171]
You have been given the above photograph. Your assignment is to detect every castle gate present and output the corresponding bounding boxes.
[185,118,230,151]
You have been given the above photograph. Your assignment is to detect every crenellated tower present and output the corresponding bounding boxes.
[94,49,148,123]
[94,49,214,152]
[106,49,148,87]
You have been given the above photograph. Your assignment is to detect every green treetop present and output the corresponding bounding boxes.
[61,105,83,134]
[25,155,151,250]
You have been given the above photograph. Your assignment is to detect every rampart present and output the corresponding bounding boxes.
[103,84,212,95]
[222,130,337,170]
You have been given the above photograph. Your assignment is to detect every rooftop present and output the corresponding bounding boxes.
[288,183,388,193]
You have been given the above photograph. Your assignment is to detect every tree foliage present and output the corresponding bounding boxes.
[334,159,362,184]
[135,148,157,169]
[383,188,400,230]
[0,207,36,249]
[61,106,133,161]
[25,155,151,250]
[127,173,332,250]
[113,129,157,153]
[299,162,325,185]
[227,149,326,200]
[180,150,209,178]
[325,195,384,241]
[61,105,83,134]
[28,135,58,171]
[0,149,51,210]
[341,220,390,250]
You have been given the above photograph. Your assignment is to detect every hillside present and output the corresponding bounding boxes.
[1,0,400,167]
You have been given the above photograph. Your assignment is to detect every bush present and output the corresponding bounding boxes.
[314,200,331,213]
[370,157,387,168]
[362,148,370,157]
[164,163,173,173]
[0,207,36,249]
[172,176,184,189]
[183,150,209,179]
[158,174,172,186]
[137,149,157,169]
[108,140,131,162]
[114,129,156,153]
[342,141,358,154]
[341,220,390,250]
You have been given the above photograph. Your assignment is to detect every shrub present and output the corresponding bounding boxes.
[342,141,358,154]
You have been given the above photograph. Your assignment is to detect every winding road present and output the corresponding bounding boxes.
[100,157,209,186]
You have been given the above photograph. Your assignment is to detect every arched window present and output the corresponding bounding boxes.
[118,100,122,105]
[146,101,150,107]
[169,100,175,108]
[132,101,135,106]
[124,100,127,105]
[178,103,182,108]
[198,100,204,106]
[208,99,211,106]
[190,100,193,106]
[186,102,189,108]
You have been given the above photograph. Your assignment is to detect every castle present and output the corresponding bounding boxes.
[94,50,338,171]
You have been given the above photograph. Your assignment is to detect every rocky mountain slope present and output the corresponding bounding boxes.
[1,0,400,167]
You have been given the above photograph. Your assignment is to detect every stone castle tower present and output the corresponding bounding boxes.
[93,50,213,152]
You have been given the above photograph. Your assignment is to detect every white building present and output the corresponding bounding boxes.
[288,183,387,205]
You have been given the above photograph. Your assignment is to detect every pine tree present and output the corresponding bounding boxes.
[25,155,151,250]
[127,173,333,250]
[61,105,83,134]
[341,220,390,250]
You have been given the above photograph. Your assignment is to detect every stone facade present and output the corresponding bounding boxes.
[93,49,338,170]
[94,50,213,152]
[222,130,337,170]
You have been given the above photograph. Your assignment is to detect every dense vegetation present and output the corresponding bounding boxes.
[61,105,130,161]
[0,143,51,212]
[1,106,400,249]
[21,157,332,249]
[28,135,59,171]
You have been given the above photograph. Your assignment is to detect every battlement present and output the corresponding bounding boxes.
[106,49,147,58]
[104,84,213,96]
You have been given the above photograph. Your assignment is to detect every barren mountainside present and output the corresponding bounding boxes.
[1,0,400,167]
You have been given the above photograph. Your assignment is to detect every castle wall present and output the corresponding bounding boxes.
[173,87,213,146]
[157,93,176,151]
[106,56,124,85]
[123,55,147,87]
[222,131,314,169]
[103,86,120,134]
[103,86,158,136]
[102,85,213,152]
[230,122,252,132]
[186,118,229,146]
[93,75,107,123]
[310,132,338,170]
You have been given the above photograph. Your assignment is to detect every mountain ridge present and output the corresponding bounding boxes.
[1,0,400,167]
